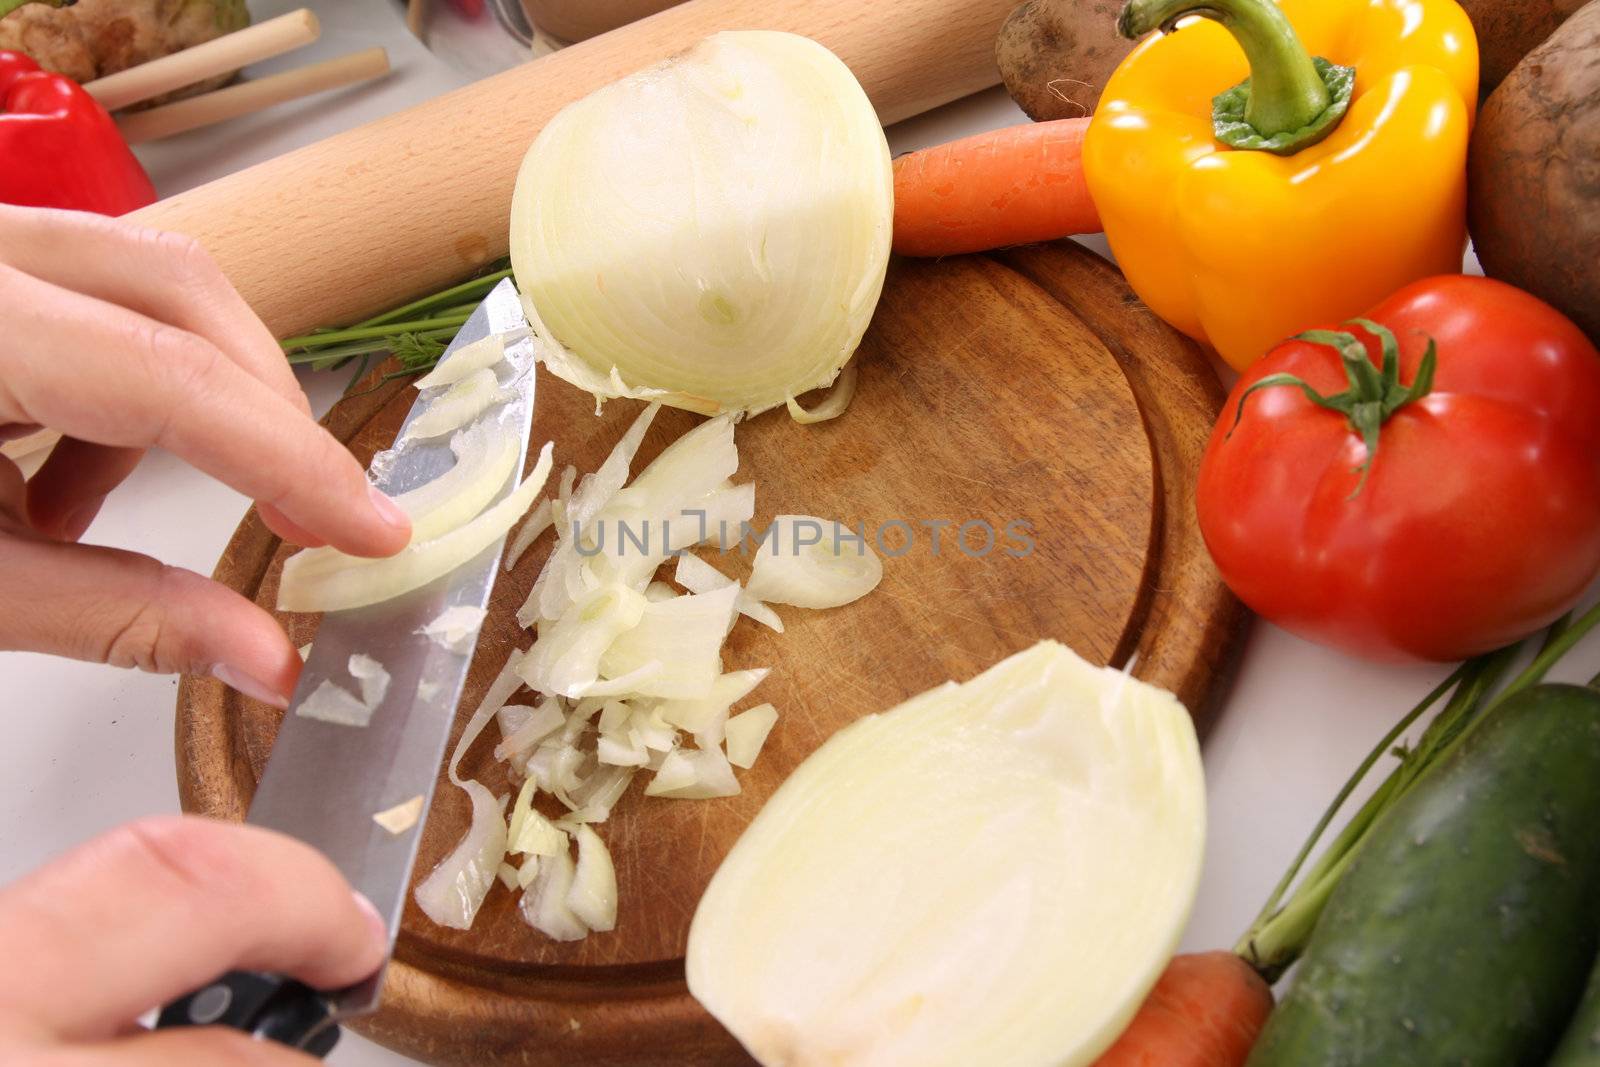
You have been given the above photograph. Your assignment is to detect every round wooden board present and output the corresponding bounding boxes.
[176,241,1248,1066]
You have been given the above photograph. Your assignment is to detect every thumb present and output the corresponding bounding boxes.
[0,533,299,707]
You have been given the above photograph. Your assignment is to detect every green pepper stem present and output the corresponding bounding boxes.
[1119,0,1334,138]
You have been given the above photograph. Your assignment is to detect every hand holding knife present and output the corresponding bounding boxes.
[157,280,536,1055]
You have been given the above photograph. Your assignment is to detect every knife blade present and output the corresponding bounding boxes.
[156,278,535,1053]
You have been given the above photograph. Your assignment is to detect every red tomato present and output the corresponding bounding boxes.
[1196,275,1600,662]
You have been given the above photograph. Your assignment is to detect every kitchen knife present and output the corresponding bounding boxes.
[155,278,535,1055]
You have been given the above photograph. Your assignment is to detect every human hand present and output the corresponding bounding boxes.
[0,204,411,707]
[0,815,387,1065]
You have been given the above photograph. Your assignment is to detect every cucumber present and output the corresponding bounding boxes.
[1549,953,1600,1065]
[1246,683,1600,1067]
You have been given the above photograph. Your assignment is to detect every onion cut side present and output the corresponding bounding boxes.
[745,514,882,609]
[278,443,554,612]
[509,31,892,418]
[686,641,1206,1067]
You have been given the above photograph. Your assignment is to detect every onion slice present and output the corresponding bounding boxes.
[724,703,778,769]
[745,514,882,609]
[674,552,784,633]
[404,367,508,441]
[599,584,739,699]
[414,651,524,930]
[414,332,513,390]
[686,641,1206,1067]
[566,824,618,932]
[278,443,554,612]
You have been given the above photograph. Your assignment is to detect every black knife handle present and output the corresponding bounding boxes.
[155,971,340,1057]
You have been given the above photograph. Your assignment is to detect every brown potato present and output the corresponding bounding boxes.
[995,0,1134,119]
[0,0,249,105]
[1456,0,1584,94]
[1468,0,1600,343]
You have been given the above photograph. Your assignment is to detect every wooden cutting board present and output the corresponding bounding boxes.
[175,241,1248,1066]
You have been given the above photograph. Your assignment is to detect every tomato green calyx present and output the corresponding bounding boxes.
[1229,319,1437,496]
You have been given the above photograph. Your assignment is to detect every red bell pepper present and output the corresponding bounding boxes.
[0,50,156,215]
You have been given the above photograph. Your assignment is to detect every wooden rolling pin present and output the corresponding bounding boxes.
[127,0,1015,338]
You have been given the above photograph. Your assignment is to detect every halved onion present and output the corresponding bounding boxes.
[509,32,892,418]
[685,641,1206,1067]
[745,514,882,609]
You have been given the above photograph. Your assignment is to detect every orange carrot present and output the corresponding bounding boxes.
[891,118,1102,258]
[1092,952,1275,1067]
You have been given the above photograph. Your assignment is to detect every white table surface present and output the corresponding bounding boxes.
[4,3,1596,1065]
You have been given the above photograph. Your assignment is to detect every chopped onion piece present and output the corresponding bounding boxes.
[685,641,1207,1067]
[566,825,618,932]
[745,514,882,609]
[597,732,648,767]
[348,654,390,707]
[568,661,663,699]
[295,678,372,727]
[785,361,858,425]
[496,862,520,891]
[569,402,659,533]
[278,443,553,612]
[725,703,778,769]
[494,702,565,762]
[658,668,768,734]
[297,642,311,661]
[372,794,425,835]
[674,552,784,633]
[517,583,647,696]
[419,605,487,654]
[404,367,507,441]
[509,32,892,417]
[517,858,541,889]
[646,744,740,799]
[520,835,587,941]
[599,584,738,699]
[414,651,523,930]
[415,332,511,390]
[505,497,554,572]
[512,806,568,857]
[644,581,677,602]
[570,765,635,818]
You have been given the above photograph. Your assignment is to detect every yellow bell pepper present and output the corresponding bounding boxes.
[1083,0,1478,370]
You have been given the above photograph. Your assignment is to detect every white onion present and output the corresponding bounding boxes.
[566,824,618,932]
[520,835,587,942]
[685,641,1207,1067]
[516,583,647,697]
[372,794,425,835]
[646,743,739,800]
[599,584,738,699]
[493,702,565,762]
[295,678,373,727]
[414,331,512,390]
[509,31,892,418]
[504,497,553,572]
[278,443,553,612]
[347,653,390,707]
[418,606,487,654]
[657,668,768,735]
[673,552,783,633]
[414,651,523,930]
[724,703,777,769]
[403,367,508,441]
[745,513,882,609]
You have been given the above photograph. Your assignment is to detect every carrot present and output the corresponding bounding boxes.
[891,118,1102,258]
[1091,951,1275,1067]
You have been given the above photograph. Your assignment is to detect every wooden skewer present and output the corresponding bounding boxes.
[83,9,321,113]
[116,47,392,146]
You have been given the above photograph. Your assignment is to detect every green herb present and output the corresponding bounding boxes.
[281,261,512,388]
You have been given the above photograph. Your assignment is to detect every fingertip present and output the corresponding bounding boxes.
[365,485,412,552]
[257,503,327,547]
